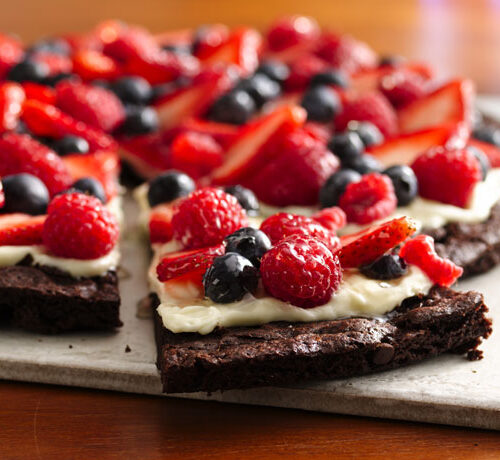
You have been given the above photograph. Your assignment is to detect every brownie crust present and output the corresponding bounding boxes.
[153,287,491,394]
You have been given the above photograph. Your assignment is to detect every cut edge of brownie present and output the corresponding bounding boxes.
[152,287,492,394]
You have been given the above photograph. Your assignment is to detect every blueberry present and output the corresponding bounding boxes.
[15,120,30,135]
[319,169,361,208]
[52,135,89,156]
[310,69,349,88]
[472,125,500,147]
[301,85,340,123]
[26,38,70,55]
[378,55,406,67]
[224,185,259,216]
[1,173,49,215]
[342,154,382,174]
[327,131,364,162]
[208,89,256,125]
[237,73,281,107]
[43,72,77,87]
[360,254,407,280]
[7,59,49,83]
[203,253,259,303]
[112,77,153,105]
[120,106,159,135]
[71,177,107,203]
[347,121,384,147]
[224,227,271,267]
[256,60,290,84]
[383,165,418,206]
[147,170,195,206]
[467,145,490,181]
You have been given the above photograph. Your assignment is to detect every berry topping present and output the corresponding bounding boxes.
[43,192,119,259]
[310,69,349,88]
[285,54,328,91]
[207,89,256,125]
[203,252,259,303]
[256,60,289,84]
[360,254,407,280]
[339,172,397,224]
[71,177,107,203]
[224,227,271,267]
[339,216,417,268]
[1,174,49,215]
[379,70,426,108]
[473,124,500,146]
[148,204,174,244]
[467,145,490,181]
[22,82,56,105]
[312,207,347,232]
[8,59,49,83]
[327,131,364,163]
[224,185,260,216]
[147,170,195,207]
[0,34,24,79]
[346,121,383,147]
[0,133,72,196]
[72,49,121,82]
[383,165,418,206]
[52,135,90,156]
[411,147,481,208]
[267,16,319,52]
[300,85,340,122]
[0,213,46,246]
[171,187,248,249]
[237,73,281,107]
[260,235,342,308]
[399,234,463,287]
[120,106,159,135]
[319,169,361,208]
[111,76,153,105]
[342,153,382,174]
[157,243,225,282]
[0,82,25,133]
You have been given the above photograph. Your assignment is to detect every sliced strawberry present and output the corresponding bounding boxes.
[168,117,239,149]
[210,105,307,185]
[398,79,475,134]
[339,216,417,268]
[102,25,158,62]
[468,139,500,168]
[156,243,225,282]
[149,204,174,243]
[22,82,56,105]
[0,33,24,79]
[72,50,121,81]
[0,82,25,133]
[0,214,46,246]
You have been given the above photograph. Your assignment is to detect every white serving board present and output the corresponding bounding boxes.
[1,100,500,430]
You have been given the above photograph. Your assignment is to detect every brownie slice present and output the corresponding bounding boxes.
[425,202,500,277]
[0,262,121,334]
[153,287,491,394]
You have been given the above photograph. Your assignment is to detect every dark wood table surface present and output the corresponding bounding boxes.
[2,0,500,458]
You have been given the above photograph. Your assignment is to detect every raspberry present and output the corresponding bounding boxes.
[170,132,223,180]
[380,71,426,108]
[56,81,125,133]
[399,234,463,286]
[245,129,339,206]
[335,92,398,138]
[339,173,397,225]
[103,26,158,62]
[411,147,481,208]
[171,187,248,249]
[267,15,320,52]
[260,212,341,253]
[260,235,342,308]
[43,192,119,259]
[0,133,72,196]
[312,207,346,232]
[285,54,328,91]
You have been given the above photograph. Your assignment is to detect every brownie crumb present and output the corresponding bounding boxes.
[68,344,73,349]
[467,349,483,361]
[125,345,131,353]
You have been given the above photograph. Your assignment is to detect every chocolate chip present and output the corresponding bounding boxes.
[372,343,395,365]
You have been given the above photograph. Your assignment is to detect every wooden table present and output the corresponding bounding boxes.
[2,0,500,457]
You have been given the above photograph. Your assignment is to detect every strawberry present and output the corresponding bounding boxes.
[411,147,482,208]
[72,50,121,81]
[0,82,25,133]
[192,24,230,58]
[103,25,158,62]
[0,181,4,209]
[0,34,24,79]
[149,204,174,243]
[398,79,474,134]
[55,81,125,132]
[267,15,320,52]
[169,118,239,149]
[22,82,56,105]
[32,52,73,76]
[339,216,417,268]
[468,139,500,168]
[379,70,426,108]
[284,53,328,91]
[0,214,46,246]
[210,105,307,185]
[399,234,463,286]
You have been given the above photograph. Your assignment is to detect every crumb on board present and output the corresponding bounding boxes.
[125,345,131,353]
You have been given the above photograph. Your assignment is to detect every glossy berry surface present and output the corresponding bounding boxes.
[71,177,107,203]
[256,60,290,84]
[267,15,319,52]
[52,135,90,156]
[383,165,418,206]
[360,254,407,280]
[8,59,49,83]
[260,235,342,308]
[379,71,425,108]
[300,85,340,122]
[224,227,271,267]
[312,207,346,232]
[112,76,153,105]
[237,74,281,107]
[319,169,361,208]
[342,153,382,174]
[224,185,260,216]
[203,253,259,303]
[467,145,490,181]
[120,106,159,135]
[346,121,383,147]
[207,89,256,125]
[309,69,349,88]
[147,170,195,207]
[1,173,50,215]
[327,131,364,162]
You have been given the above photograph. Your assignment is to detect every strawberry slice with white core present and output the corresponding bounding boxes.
[339,216,417,268]
[0,213,46,246]
[398,79,475,134]
[210,105,307,185]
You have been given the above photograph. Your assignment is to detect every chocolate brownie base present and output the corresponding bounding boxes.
[0,262,122,334]
[153,287,491,394]
[425,202,500,278]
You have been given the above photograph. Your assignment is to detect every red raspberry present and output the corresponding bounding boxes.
[260,212,341,253]
[312,207,346,232]
[43,192,119,259]
[380,71,426,108]
[56,81,125,133]
[260,235,342,308]
[171,187,248,249]
[245,129,339,206]
[0,34,24,79]
[103,26,158,62]
[411,147,481,208]
[170,131,223,180]
[32,52,73,76]
[72,50,121,81]
[0,133,72,196]
[335,92,398,138]
[285,54,328,91]
[399,234,463,287]
[339,173,397,225]
[267,15,320,52]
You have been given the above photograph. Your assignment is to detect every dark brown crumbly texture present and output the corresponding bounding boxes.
[153,287,491,394]
[0,259,121,334]
[425,202,500,278]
